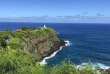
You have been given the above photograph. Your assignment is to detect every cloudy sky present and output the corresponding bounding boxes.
[0,0,110,23]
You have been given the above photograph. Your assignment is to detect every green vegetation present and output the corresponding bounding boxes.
[0,27,59,61]
[0,27,109,74]
[0,48,33,74]
[0,48,108,74]
[7,38,21,49]
[18,26,42,31]
[0,37,7,48]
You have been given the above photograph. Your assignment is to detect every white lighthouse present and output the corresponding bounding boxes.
[44,24,46,28]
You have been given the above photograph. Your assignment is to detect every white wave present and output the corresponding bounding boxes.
[96,63,110,69]
[65,40,69,46]
[65,40,72,46]
[39,40,70,65]
[57,32,60,34]
[77,62,110,69]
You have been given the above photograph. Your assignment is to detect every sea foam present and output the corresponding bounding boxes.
[39,40,70,65]
[57,32,60,34]
[77,62,110,69]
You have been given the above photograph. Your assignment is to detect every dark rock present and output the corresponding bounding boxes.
[105,68,110,74]
[41,39,66,61]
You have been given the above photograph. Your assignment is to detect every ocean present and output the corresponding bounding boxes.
[0,22,110,68]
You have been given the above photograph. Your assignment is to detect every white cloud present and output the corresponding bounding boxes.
[0,15,110,23]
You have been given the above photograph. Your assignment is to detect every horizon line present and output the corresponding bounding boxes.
[0,22,110,24]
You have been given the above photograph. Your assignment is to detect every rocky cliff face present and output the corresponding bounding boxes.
[40,39,66,61]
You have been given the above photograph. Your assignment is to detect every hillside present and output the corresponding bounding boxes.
[0,27,66,61]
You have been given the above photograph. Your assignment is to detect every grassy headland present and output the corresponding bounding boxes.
[0,26,65,61]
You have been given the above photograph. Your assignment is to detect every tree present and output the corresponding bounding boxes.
[0,38,7,48]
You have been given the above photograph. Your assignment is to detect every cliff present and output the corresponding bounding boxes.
[0,27,66,61]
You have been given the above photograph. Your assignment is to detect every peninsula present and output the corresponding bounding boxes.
[0,26,66,61]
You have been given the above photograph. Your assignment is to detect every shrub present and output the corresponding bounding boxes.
[0,37,7,48]
[0,48,33,74]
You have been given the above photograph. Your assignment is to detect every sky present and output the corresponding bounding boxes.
[0,0,110,23]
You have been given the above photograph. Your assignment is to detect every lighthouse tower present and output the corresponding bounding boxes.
[44,24,46,28]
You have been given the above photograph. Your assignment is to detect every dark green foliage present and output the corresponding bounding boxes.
[18,26,29,31]
[0,37,7,48]
[37,27,41,30]
[18,26,42,31]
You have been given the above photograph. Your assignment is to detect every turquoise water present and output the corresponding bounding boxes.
[0,22,110,68]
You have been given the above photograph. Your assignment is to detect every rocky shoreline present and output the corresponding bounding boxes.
[40,39,67,61]
[98,67,110,74]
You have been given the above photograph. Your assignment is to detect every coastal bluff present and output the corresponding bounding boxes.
[0,26,66,61]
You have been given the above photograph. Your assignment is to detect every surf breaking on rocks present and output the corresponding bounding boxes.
[39,40,70,65]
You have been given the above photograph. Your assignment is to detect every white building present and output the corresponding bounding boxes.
[44,24,46,28]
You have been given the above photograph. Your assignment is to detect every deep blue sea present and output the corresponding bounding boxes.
[0,22,110,68]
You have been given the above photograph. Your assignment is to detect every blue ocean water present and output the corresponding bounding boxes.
[0,22,110,67]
